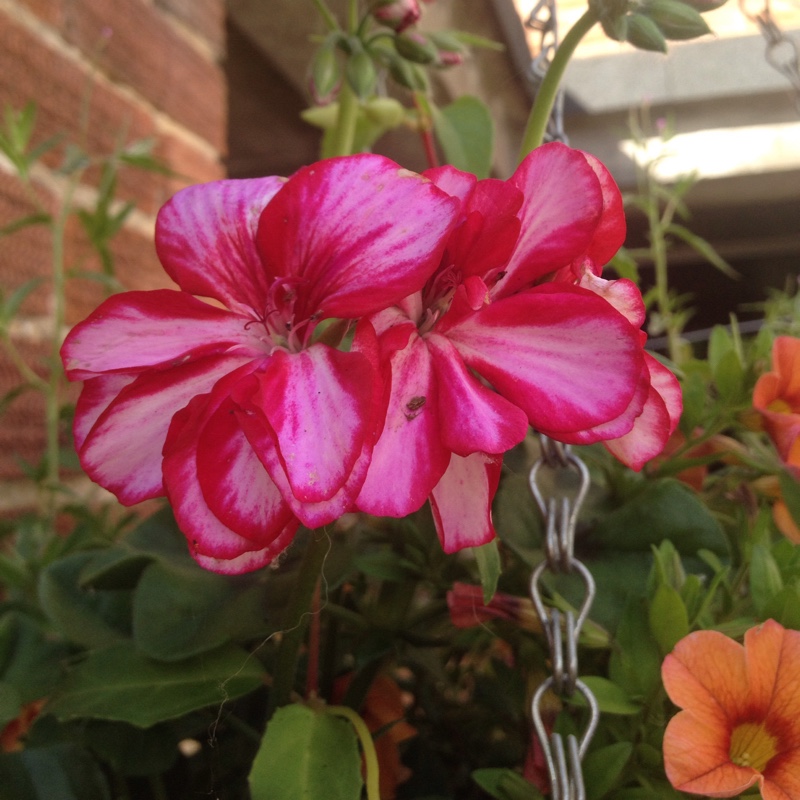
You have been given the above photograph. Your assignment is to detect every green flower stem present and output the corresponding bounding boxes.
[518,7,598,161]
[44,176,77,517]
[311,0,340,32]
[328,82,360,157]
[327,705,381,800]
[268,530,330,716]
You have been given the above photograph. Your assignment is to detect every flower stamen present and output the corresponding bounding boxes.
[729,722,778,771]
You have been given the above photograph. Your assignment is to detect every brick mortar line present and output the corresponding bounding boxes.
[0,0,223,163]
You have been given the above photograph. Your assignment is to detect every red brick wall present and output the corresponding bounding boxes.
[0,0,227,507]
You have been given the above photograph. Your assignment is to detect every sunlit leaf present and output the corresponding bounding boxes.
[249,704,362,800]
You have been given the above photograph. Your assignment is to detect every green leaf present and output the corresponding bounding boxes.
[1,278,46,323]
[0,681,22,728]
[592,479,728,556]
[0,213,51,237]
[471,767,541,800]
[779,471,800,527]
[432,96,494,179]
[713,350,745,402]
[249,704,363,800]
[132,560,269,661]
[474,539,501,603]
[0,612,70,704]
[352,550,417,582]
[583,741,633,800]
[609,597,663,699]
[82,720,178,777]
[648,583,689,654]
[46,642,264,728]
[707,325,733,375]
[0,743,111,800]
[575,677,640,715]
[38,552,132,648]
[763,585,800,629]
[666,223,738,278]
[449,31,506,51]
[750,544,783,616]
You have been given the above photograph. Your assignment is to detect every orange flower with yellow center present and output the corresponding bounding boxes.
[753,336,800,470]
[662,619,800,799]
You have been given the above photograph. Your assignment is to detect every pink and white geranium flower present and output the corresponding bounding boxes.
[62,154,459,574]
[355,143,681,553]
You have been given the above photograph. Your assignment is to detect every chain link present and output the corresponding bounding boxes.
[739,0,800,112]
[528,436,598,799]
[524,0,569,143]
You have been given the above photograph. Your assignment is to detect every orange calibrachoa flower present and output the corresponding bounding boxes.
[753,336,800,470]
[662,619,800,799]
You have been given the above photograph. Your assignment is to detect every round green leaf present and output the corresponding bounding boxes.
[249,704,362,800]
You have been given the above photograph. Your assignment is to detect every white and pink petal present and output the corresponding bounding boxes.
[496,143,604,298]
[61,290,264,381]
[357,331,451,517]
[245,345,377,504]
[162,394,298,574]
[426,332,528,456]
[445,285,643,438]
[78,354,254,505]
[430,452,502,553]
[256,154,459,320]
[155,176,285,315]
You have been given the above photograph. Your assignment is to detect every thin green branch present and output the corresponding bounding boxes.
[312,0,341,31]
[518,8,598,160]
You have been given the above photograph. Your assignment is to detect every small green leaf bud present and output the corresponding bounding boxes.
[394,31,439,64]
[643,0,712,40]
[345,50,377,99]
[627,13,668,51]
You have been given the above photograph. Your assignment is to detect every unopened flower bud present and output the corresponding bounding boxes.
[345,49,377,99]
[371,0,421,33]
[679,0,729,11]
[388,55,430,91]
[642,0,712,39]
[429,31,467,67]
[395,31,439,64]
[309,40,341,104]
[447,583,542,633]
[627,13,668,52]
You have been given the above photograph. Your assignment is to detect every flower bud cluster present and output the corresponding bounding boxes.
[591,0,720,53]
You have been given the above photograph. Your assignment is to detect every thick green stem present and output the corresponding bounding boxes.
[518,8,598,161]
[267,531,330,716]
[328,82,360,157]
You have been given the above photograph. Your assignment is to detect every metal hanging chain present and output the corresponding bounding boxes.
[529,436,599,800]
[525,0,569,143]
[739,0,800,113]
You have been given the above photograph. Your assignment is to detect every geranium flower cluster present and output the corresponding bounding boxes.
[61,145,681,574]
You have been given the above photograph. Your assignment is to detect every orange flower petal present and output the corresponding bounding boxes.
[773,501,800,544]
[772,337,800,405]
[754,373,782,411]
[663,711,760,797]
[663,630,749,720]
[763,749,800,800]
[746,621,800,728]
